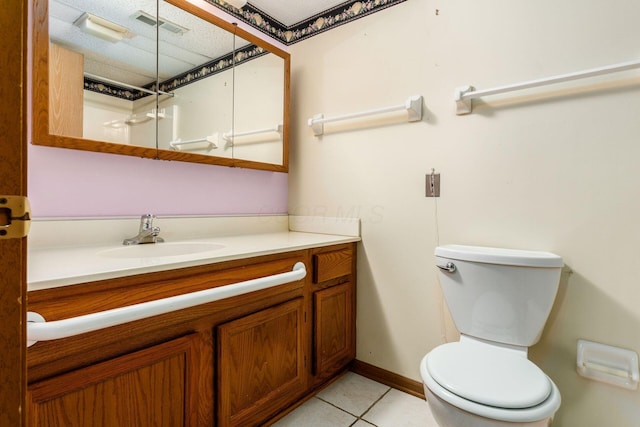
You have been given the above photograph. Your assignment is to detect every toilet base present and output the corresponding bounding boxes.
[424,385,553,427]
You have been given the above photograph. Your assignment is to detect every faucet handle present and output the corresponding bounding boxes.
[140,214,156,231]
[151,226,164,243]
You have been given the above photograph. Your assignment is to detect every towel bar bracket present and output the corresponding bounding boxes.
[454,86,474,115]
[310,114,325,136]
[406,95,423,122]
[27,312,45,348]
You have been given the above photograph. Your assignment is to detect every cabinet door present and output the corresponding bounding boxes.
[217,298,306,427]
[27,334,203,427]
[49,43,83,138]
[314,282,355,378]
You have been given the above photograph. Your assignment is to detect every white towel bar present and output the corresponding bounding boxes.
[169,134,218,151]
[27,262,307,347]
[308,95,423,136]
[455,59,640,115]
[223,125,283,142]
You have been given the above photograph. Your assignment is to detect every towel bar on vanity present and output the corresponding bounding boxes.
[27,262,307,347]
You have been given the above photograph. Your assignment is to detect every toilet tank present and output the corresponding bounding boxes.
[435,245,563,347]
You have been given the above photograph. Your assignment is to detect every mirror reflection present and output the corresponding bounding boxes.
[231,45,285,165]
[157,0,235,156]
[36,0,288,171]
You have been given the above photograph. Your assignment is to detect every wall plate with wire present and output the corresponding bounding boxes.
[426,171,440,197]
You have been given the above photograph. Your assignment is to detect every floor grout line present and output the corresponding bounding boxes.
[315,385,392,427]
[357,387,391,425]
[314,395,359,419]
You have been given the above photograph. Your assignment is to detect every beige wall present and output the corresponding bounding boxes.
[288,0,640,425]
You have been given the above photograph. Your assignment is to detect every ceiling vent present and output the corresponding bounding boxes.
[132,10,189,35]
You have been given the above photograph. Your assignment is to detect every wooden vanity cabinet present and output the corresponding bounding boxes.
[215,243,357,426]
[313,282,354,378]
[310,245,357,385]
[217,298,306,427]
[27,333,205,427]
[26,243,357,426]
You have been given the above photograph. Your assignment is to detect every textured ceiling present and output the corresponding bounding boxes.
[51,0,248,86]
[49,0,405,89]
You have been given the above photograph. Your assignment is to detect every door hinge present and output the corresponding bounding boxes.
[0,196,31,239]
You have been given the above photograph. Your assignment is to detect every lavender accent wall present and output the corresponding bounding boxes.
[28,145,288,218]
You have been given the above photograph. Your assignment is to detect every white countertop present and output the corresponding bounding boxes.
[28,231,359,291]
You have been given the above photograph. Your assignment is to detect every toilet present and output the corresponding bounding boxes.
[420,244,563,427]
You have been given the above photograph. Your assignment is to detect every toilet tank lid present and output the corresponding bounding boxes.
[435,245,563,268]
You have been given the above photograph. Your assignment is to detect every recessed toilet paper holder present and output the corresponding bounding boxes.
[576,339,639,390]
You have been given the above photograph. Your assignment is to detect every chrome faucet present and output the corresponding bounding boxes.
[123,214,165,245]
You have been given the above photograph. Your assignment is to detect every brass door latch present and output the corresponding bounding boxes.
[0,196,31,239]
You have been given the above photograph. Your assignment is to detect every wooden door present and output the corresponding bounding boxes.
[217,298,306,427]
[313,282,355,378]
[0,0,28,425]
[27,334,203,427]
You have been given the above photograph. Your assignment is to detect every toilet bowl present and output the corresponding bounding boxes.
[421,336,561,427]
[421,245,563,427]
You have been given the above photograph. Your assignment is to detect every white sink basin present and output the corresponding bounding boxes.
[99,242,225,259]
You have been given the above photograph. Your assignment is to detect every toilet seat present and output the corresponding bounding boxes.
[420,339,561,423]
[427,340,551,408]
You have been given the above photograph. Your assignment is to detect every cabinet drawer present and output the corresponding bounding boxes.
[313,248,353,284]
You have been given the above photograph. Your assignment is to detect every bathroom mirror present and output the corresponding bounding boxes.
[32,0,289,172]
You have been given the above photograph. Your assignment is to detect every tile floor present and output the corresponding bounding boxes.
[272,372,440,427]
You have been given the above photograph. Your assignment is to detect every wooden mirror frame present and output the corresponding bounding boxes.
[32,0,290,172]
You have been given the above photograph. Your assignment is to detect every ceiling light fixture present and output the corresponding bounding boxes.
[74,12,130,43]
[222,0,248,10]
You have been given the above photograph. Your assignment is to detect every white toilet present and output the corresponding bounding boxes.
[420,244,564,427]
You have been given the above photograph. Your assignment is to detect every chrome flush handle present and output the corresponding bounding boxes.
[436,262,456,273]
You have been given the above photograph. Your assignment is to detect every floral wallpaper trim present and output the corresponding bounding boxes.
[84,44,268,100]
[158,44,267,94]
[205,0,407,45]
[84,77,145,101]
